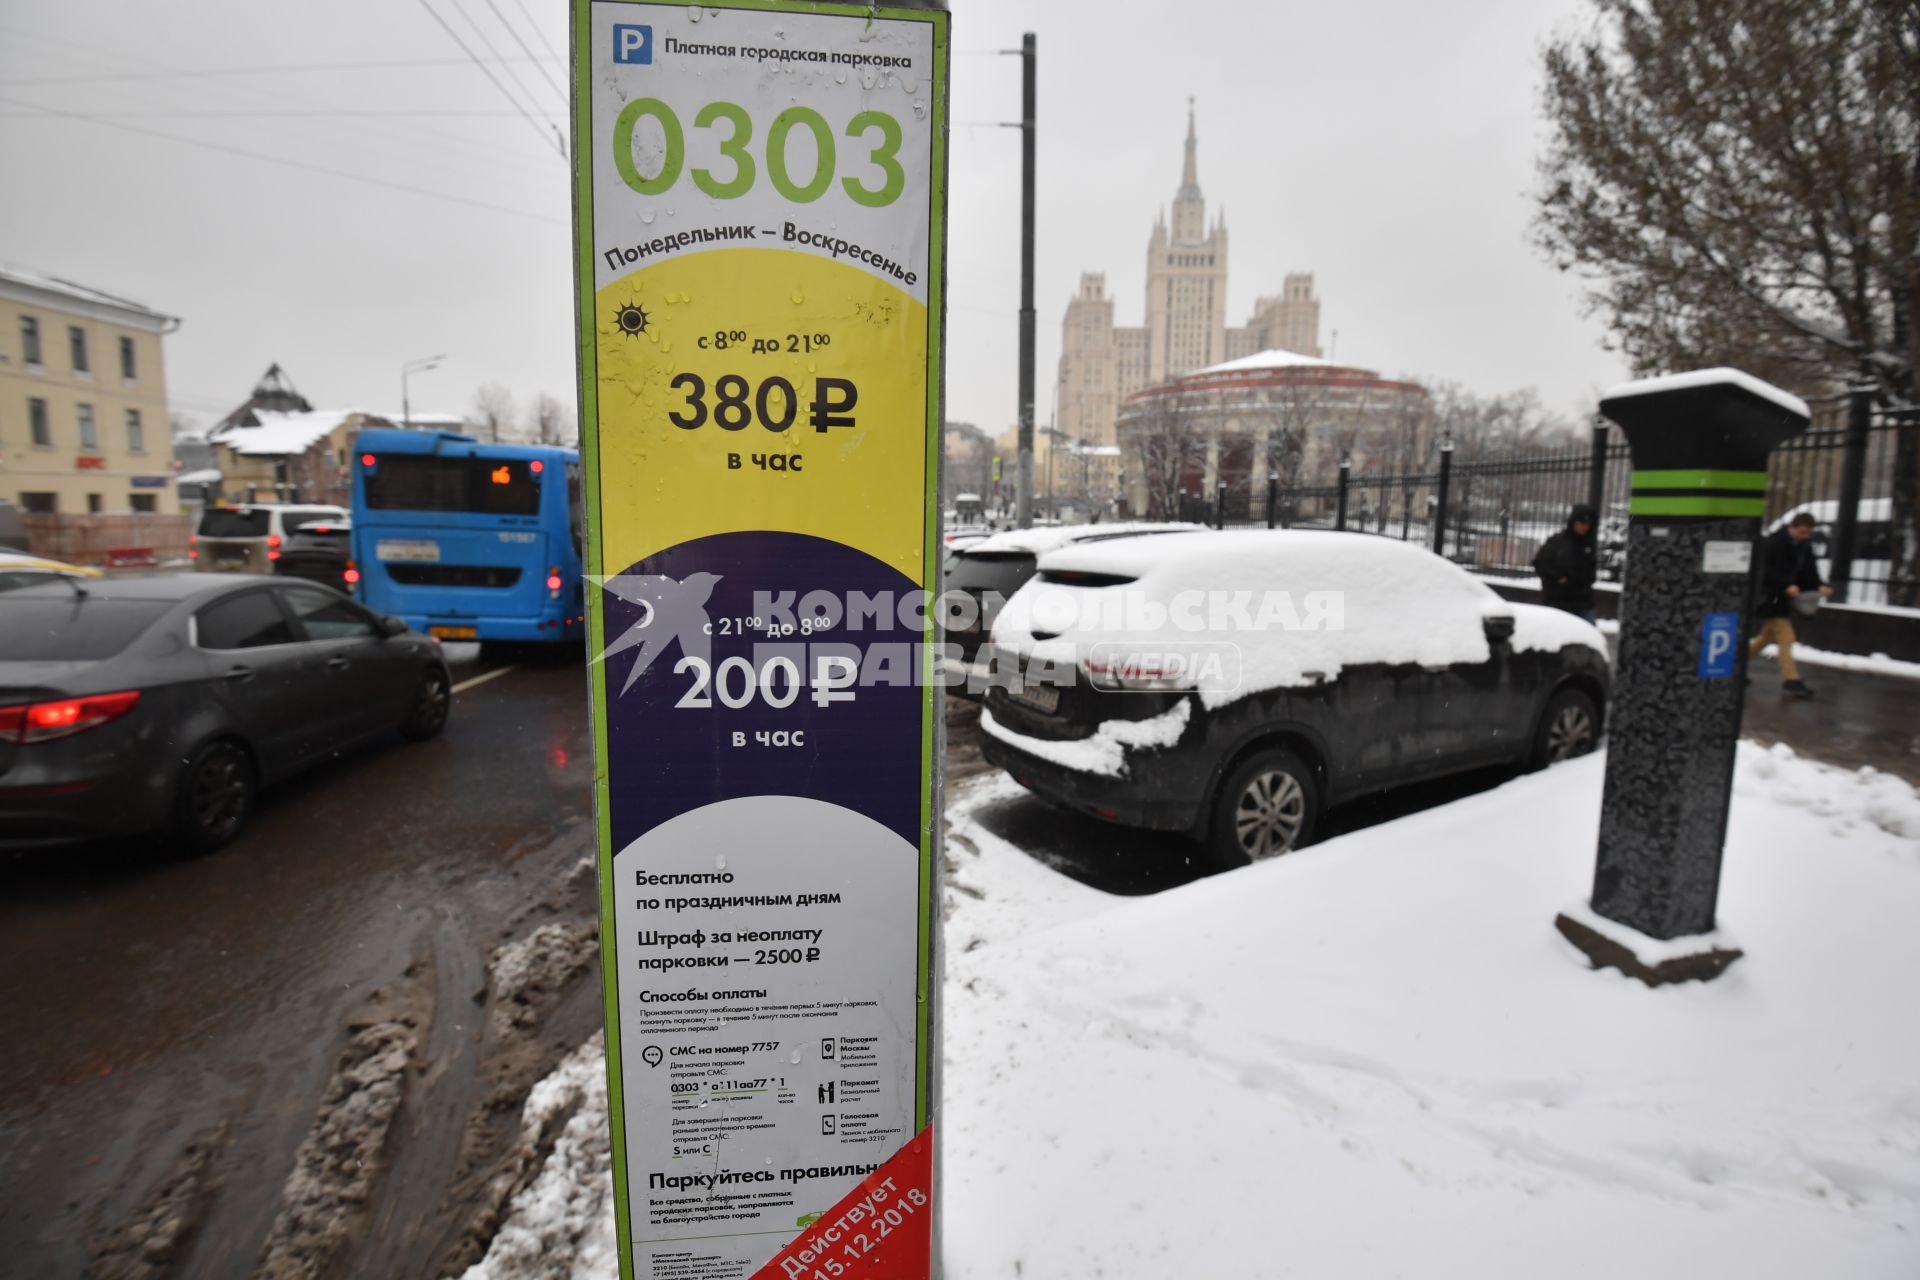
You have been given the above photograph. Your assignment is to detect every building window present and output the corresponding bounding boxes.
[120,335,137,381]
[87,493,103,514]
[28,397,51,447]
[130,493,156,513]
[20,492,57,514]
[127,408,145,453]
[69,325,90,375]
[78,403,98,450]
[20,315,42,366]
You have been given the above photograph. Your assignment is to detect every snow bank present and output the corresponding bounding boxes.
[1736,740,1920,840]
[943,744,1920,1278]
[978,701,1190,778]
[460,1033,617,1280]
[1751,640,1920,682]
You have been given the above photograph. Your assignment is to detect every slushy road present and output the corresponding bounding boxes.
[0,646,595,1280]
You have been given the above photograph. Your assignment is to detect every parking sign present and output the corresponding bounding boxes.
[573,4,947,1278]
[1697,610,1740,679]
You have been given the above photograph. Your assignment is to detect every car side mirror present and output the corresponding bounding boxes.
[379,614,410,639]
[1483,614,1515,643]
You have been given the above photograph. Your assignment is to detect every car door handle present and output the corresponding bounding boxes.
[326,657,350,672]
[225,666,254,682]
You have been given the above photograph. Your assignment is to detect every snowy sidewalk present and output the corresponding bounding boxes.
[464,744,1920,1279]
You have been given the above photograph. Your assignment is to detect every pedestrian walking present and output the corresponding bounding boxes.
[1533,503,1599,623]
[1750,512,1832,698]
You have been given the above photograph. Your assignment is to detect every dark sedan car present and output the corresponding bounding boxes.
[1,574,451,852]
[979,530,1610,867]
[273,516,353,593]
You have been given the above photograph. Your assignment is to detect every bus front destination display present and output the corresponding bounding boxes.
[571,4,948,1278]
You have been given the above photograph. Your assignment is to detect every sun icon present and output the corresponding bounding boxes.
[613,301,649,338]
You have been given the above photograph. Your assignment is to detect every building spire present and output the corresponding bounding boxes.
[1179,97,1199,196]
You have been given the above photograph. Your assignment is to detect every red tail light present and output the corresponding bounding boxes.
[530,459,544,474]
[189,549,198,559]
[268,534,281,549]
[361,453,376,466]
[0,690,142,745]
[188,534,197,545]
[344,563,361,585]
[546,569,563,591]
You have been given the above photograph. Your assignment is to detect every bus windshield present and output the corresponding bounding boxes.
[364,456,542,516]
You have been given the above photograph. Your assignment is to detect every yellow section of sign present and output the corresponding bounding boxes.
[594,247,929,586]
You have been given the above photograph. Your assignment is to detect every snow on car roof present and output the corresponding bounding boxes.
[999,529,1603,708]
[1600,367,1810,419]
[959,521,1202,558]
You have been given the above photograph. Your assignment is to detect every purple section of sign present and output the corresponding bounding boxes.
[600,531,925,849]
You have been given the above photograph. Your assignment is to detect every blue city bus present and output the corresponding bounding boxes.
[349,429,585,646]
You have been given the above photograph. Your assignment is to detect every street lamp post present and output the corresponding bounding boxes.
[401,354,446,434]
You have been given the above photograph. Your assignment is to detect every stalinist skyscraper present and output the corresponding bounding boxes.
[1057,105,1323,451]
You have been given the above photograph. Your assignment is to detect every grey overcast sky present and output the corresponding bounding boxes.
[0,0,1627,435]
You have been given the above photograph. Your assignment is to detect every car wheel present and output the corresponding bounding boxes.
[172,739,256,854]
[401,667,452,741]
[1206,747,1320,868]
[1531,687,1599,769]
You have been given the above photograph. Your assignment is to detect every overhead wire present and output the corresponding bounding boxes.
[0,51,561,89]
[0,22,558,168]
[0,108,530,118]
[0,92,565,225]
[445,0,560,125]
[414,0,564,158]
[504,0,565,68]
[481,0,568,108]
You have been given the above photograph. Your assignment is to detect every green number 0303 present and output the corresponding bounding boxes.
[613,99,904,208]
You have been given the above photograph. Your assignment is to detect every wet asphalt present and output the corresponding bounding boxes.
[0,642,1913,1277]
[0,645,595,1280]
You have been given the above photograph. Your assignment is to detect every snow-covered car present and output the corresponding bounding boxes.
[942,521,1203,698]
[978,530,1611,867]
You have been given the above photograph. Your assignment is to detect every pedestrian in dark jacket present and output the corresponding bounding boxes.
[1750,513,1831,698]
[1533,503,1599,622]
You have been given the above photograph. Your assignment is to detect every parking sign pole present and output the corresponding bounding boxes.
[572,5,948,1276]
[1556,370,1808,986]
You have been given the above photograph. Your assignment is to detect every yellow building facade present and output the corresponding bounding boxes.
[0,266,181,516]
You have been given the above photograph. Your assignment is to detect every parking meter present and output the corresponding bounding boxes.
[1560,370,1808,982]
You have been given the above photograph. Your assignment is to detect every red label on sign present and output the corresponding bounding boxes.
[753,1125,933,1280]
[75,455,107,470]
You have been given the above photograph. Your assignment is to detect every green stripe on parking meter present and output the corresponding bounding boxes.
[1629,468,1768,492]
[1628,495,1769,517]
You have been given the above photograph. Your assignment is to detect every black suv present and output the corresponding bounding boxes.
[978,530,1610,867]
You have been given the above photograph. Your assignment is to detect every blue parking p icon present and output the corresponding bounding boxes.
[1697,611,1739,679]
[613,24,652,64]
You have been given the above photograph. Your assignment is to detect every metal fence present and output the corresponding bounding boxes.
[1191,390,1915,607]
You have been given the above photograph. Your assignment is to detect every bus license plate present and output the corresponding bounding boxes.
[429,625,477,639]
[377,539,441,562]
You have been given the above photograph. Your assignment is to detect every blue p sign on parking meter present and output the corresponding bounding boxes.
[1696,612,1738,679]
